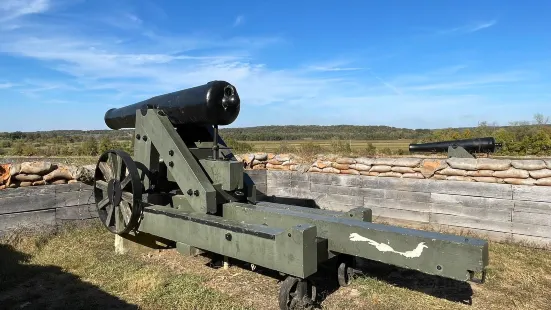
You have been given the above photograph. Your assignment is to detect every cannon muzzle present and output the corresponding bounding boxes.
[409,137,501,158]
[104,80,240,130]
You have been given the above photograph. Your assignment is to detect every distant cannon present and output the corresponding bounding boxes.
[409,137,502,158]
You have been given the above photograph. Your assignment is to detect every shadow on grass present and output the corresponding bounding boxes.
[0,243,138,310]
[354,258,474,305]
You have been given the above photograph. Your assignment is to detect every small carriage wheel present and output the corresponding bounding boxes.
[278,276,317,310]
[93,150,143,235]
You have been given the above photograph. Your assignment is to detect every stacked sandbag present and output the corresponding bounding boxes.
[304,156,551,186]
[0,164,10,190]
[0,161,96,189]
[235,153,310,172]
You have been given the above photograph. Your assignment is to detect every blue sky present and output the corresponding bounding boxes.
[0,0,549,132]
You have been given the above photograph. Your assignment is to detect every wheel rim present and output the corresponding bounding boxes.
[93,150,143,235]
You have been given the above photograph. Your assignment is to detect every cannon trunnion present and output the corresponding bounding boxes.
[93,81,489,309]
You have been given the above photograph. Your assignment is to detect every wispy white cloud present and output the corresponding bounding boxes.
[0,0,50,22]
[437,20,497,35]
[233,15,244,27]
[0,82,15,89]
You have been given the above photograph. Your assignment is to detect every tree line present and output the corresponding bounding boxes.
[1,113,550,156]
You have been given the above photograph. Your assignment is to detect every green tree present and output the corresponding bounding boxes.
[80,137,98,156]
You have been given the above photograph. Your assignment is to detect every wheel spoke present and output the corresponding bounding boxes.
[108,153,118,179]
[97,197,109,210]
[96,180,108,191]
[98,162,113,181]
[120,174,132,189]
[120,200,132,224]
[105,203,115,227]
[121,192,134,203]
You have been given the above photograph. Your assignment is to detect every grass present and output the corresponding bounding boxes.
[242,139,411,153]
[1,221,550,310]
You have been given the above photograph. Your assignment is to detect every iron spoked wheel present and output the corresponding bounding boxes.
[93,150,143,235]
[279,276,317,310]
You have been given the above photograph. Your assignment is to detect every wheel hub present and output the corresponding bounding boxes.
[107,179,123,207]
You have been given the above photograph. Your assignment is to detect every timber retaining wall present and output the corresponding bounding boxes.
[0,182,97,236]
[245,169,551,248]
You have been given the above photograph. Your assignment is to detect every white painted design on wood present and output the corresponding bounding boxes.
[349,233,428,258]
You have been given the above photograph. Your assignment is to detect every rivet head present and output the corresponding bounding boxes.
[187,189,193,196]
[142,135,148,141]
[225,233,232,241]
[136,134,141,140]
[169,150,174,156]
[194,190,199,196]
[169,161,174,167]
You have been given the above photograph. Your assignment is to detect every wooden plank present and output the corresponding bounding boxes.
[0,194,58,215]
[267,178,291,189]
[79,189,94,205]
[0,185,56,198]
[266,187,324,201]
[427,180,512,199]
[245,170,267,184]
[442,224,513,243]
[315,193,364,211]
[308,173,334,185]
[56,204,98,221]
[368,177,433,193]
[430,213,512,233]
[513,211,551,226]
[370,206,430,223]
[289,171,309,182]
[512,185,551,203]
[364,197,431,212]
[310,183,384,198]
[430,193,514,210]
[431,204,512,222]
[54,182,82,193]
[512,234,551,248]
[0,209,56,232]
[290,180,310,191]
[55,191,81,208]
[266,170,292,182]
[512,222,551,238]
[514,200,551,215]
[384,189,431,203]
[331,174,363,187]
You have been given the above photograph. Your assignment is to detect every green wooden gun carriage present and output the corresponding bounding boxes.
[93,81,488,309]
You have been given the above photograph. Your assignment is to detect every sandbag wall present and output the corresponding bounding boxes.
[236,153,551,187]
[0,162,96,190]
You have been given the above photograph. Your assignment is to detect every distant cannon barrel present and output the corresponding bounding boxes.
[409,137,501,154]
[104,80,240,130]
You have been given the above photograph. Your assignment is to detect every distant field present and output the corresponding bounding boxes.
[242,139,413,153]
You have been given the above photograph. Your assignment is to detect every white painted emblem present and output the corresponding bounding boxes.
[349,233,428,258]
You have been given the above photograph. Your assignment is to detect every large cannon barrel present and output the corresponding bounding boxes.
[104,80,240,129]
[409,137,500,153]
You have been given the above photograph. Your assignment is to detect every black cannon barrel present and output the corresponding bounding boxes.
[409,137,500,153]
[104,80,240,130]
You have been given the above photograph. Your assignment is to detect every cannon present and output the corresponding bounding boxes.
[94,81,489,309]
[409,137,502,158]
